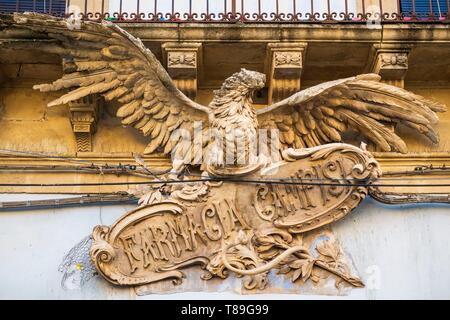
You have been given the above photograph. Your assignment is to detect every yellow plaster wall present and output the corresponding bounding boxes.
[1,59,450,194]
[0,64,76,155]
[399,87,450,153]
[1,67,450,158]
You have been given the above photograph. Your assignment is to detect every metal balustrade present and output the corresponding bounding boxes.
[0,0,449,23]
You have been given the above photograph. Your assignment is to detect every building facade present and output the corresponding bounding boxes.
[1,1,450,299]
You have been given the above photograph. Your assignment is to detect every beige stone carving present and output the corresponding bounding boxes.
[371,46,411,88]
[3,14,444,166]
[2,13,447,291]
[69,95,101,153]
[267,43,307,104]
[168,52,196,67]
[92,143,376,288]
[162,43,202,100]
[379,53,408,68]
[274,52,302,67]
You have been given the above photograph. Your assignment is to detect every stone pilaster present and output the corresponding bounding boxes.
[162,43,202,100]
[69,95,101,153]
[371,45,411,88]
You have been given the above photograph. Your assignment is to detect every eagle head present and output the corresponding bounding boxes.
[218,68,266,97]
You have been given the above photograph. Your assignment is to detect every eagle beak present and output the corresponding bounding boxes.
[260,74,267,88]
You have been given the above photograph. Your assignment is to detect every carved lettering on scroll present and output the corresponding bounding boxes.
[91,143,379,290]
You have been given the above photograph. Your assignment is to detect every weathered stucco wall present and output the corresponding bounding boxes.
[2,66,450,156]
[0,193,449,299]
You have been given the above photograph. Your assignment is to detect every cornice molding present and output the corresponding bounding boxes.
[4,23,450,44]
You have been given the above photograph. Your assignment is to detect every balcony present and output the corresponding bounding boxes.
[0,0,449,23]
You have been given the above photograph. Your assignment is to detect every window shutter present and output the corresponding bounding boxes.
[401,0,448,16]
[0,0,66,15]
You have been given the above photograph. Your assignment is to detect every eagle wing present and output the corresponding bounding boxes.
[2,13,210,160]
[257,74,447,154]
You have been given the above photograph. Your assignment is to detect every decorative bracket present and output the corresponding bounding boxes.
[162,42,202,100]
[370,45,411,88]
[266,43,307,104]
[68,95,101,153]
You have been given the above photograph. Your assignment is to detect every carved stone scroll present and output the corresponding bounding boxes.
[68,95,101,153]
[371,45,411,88]
[266,43,307,104]
[91,143,379,290]
[162,43,202,100]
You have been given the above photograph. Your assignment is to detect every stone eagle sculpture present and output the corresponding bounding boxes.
[2,13,448,290]
[1,13,446,174]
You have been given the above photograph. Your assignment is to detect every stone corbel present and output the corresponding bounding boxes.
[69,95,101,153]
[162,42,202,100]
[266,43,307,104]
[370,45,411,88]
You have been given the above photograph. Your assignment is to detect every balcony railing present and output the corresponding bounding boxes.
[0,0,449,23]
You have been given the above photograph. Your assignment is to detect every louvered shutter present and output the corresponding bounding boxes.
[0,0,66,15]
[401,0,448,16]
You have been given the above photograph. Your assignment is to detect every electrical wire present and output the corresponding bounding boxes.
[4,164,450,181]
[5,148,450,180]
[0,193,138,211]
[0,148,104,165]
[2,177,450,188]
[2,149,450,187]
[4,167,450,181]
[0,148,171,173]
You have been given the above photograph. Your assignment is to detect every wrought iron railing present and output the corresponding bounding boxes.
[0,0,449,23]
